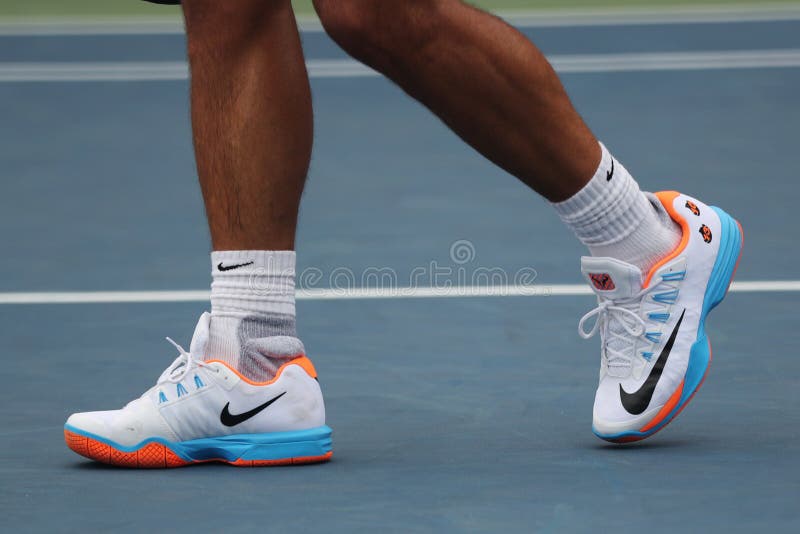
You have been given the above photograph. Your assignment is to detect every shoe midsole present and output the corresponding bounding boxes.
[65,423,333,462]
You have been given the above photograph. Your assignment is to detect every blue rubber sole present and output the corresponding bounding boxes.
[65,423,333,465]
[594,207,743,442]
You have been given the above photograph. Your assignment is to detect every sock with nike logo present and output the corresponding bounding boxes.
[207,250,302,382]
[552,142,681,274]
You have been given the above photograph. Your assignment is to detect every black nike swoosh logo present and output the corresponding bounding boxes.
[619,309,686,415]
[217,261,254,272]
[220,392,286,427]
[606,158,615,181]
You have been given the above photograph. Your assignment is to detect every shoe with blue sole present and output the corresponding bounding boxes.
[579,191,743,443]
[64,313,332,467]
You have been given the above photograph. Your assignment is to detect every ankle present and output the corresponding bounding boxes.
[553,143,681,274]
[206,250,298,381]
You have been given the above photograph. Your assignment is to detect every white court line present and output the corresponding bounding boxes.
[2,49,800,82]
[0,281,798,305]
[494,4,800,28]
[1,4,800,35]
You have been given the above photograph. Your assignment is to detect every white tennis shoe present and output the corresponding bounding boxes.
[65,313,332,467]
[579,191,743,442]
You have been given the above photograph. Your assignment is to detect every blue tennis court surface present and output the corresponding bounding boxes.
[1,15,799,533]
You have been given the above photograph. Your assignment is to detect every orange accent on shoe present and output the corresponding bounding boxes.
[65,428,186,468]
[288,356,318,379]
[232,451,333,467]
[138,443,169,468]
[110,447,138,467]
[205,355,318,386]
[640,380,685,433]
[643,191,690,288]
[64,428,331,468]
[64,428,88,456]
[87,437,110,463]
[165,449,189,467]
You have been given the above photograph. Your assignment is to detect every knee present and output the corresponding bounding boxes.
[312,0,372,52]
[314,0,443,61]
[183,0,293,56]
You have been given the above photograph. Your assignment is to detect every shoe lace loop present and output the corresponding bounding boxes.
[157,337,214,385]
[578,299,647,339]
[578,284,660,365]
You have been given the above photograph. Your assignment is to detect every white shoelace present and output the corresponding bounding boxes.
[578,284,661,369]
[157,337,217,385]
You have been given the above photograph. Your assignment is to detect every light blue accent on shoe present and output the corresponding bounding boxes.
[194,375,204,389]
[661,271,686,282]
[185,427,333,462]
[641,352,654,362]
[64,423,333,463]
[644,332,661,343]
[158,391,167,404]
[648,312,670,323]
[652,289,679,304]
[176,383,188,397]
[595,206,742,442]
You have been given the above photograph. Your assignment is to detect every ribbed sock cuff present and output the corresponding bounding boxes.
[210,250,296,317]
[552,142,649,248]
[552,143,681,273]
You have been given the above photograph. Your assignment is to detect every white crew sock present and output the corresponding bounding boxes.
[207,250,304,381]
[553,142,681,274]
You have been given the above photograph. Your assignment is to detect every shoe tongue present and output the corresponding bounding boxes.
[189,312,211,357]
[580,257,643,299]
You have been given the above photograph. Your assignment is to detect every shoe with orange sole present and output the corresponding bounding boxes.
[64,313,332,467]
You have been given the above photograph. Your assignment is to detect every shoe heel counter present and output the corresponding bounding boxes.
[290,355,318,379]
[282,358,327,428]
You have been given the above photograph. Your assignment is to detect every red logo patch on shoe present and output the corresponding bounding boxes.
[685,200,700,216]
[589,273,616,291]
[699,224,713,243]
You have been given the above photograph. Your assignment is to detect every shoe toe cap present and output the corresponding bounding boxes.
[593,382,666,436]
[65,410,116,438]
[593,400,666,438]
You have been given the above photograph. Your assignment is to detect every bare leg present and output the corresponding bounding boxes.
[183,0,312,249]
[181,0,313,379]
[313,0,598,202]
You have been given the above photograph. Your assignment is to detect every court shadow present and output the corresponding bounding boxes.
[68,458,334,471]
[587,438,697,451]
[68,460,246,471]
[70,460,128,471]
